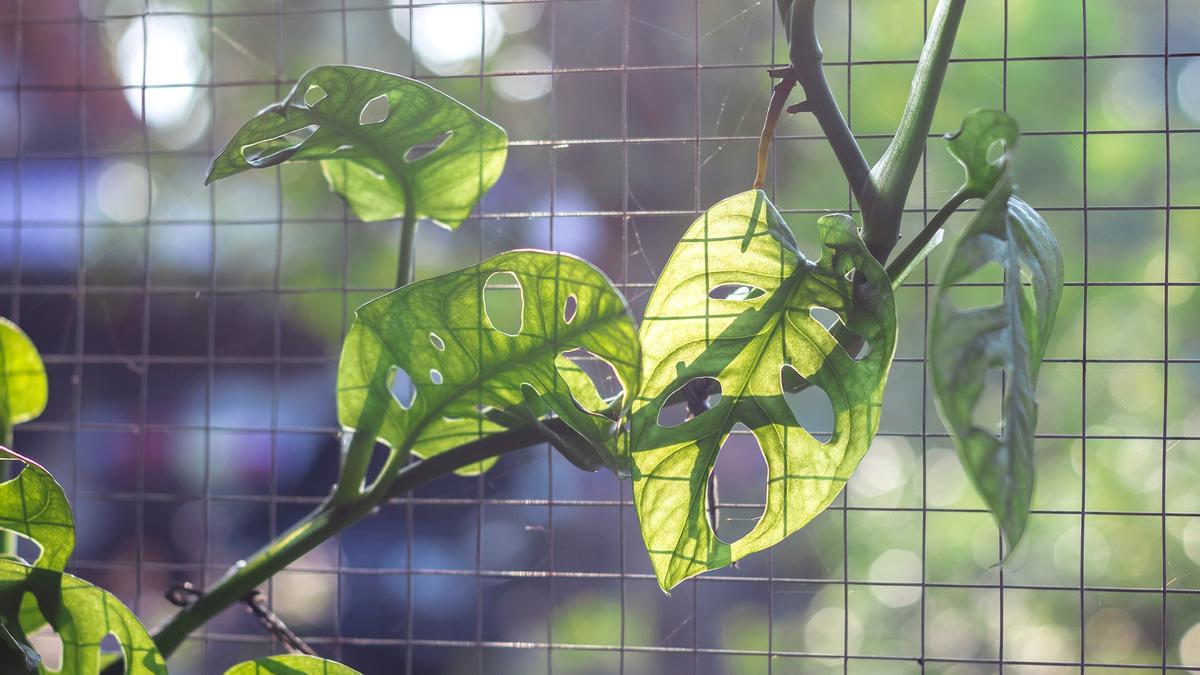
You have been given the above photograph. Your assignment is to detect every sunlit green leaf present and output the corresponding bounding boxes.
[630,189,898,591]
[0,318,48,442]
[225,655,362,675]
[208,65,507,229]
[0,560,166,674]
[930,109,1064,555]
[337,250,640,481]
[0,449,73,572]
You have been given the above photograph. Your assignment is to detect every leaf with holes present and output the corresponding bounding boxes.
[930,110,1063,556]
[630,189,897,591]
[0,448,73,572]
[337,250,640,483]
[0,318,47,443]
[207,65,507,228]
[225,655,362,675]
[0,560,166,674]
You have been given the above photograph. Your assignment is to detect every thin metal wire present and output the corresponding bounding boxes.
[5,1,1193,672]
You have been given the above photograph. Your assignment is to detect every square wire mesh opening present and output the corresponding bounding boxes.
[4,0,1200,672]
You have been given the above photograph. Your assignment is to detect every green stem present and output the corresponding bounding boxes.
[884,189,969,283]
[1,426,14,557]
[783,1,876,228]
[147,423,535,661]
[331,195,419,505]
[861,0,966,255]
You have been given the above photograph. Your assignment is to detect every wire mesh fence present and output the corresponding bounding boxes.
[3,0,1200,673]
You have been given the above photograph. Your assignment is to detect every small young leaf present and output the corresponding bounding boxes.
[630,190,898,591]
[0,560,166,674]
[0,448,74,572]
[0,318,48,441]
[930,110,1064,556]
[225,655,363,675]
[208,66,508,229]
[337,251,640,480]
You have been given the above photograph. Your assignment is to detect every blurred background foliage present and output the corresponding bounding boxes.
[2,0,1200,673]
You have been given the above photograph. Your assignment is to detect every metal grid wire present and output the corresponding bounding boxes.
[3,0,1200,673]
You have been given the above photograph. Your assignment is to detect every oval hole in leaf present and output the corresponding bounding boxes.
[241,124,319,167]
[303,84,327,107]
[563,294,578,324]
[28,620,62,671]
[557,348,621,414]
[429,332,446,351]
[945,261,1005,312]
[388,364,416,410]
[657,377,722,428]
[100,633,121,656]
[976,368,1005,438]
[708,284,766,301]
[404,130,453,163]
[986,138,1008,166]
[782,365,835,443]
[429,368,443,385]
[359,94,390,125]
[810,306,840,331]
[710,423,767,544]
[483,271,523,336]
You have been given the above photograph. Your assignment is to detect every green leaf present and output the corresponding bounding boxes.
[337,250,640,480]
[0,560,166,674]
[0,318,48,441]
[630,190,898,591]
[0,449,73,572]
[225,655,363,675]
[930,110,1064,556]
[207,66,507,229]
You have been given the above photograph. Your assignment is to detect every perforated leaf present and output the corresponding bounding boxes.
[0,560,165,674]
[0,449,73,572]
[0,318,47,442]
[630,190,897,591]
[337,250,640,481]
[225,655,362,675]
[208,66,508,229]
[930,110,1064,555]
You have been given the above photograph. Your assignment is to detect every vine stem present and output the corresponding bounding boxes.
[884,190,969,282]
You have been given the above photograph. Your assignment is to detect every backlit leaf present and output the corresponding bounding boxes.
[337,251,640,481]
[930,109,1064,555]
[630,189,897,591]
[0,318,48,442]
[0,560,166,674]
[225,655,362,675]
[208,66,507,229]
[0,448,73,572]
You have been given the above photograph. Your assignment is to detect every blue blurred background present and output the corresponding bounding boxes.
[3,0,1200,673]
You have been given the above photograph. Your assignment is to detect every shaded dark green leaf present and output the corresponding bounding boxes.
[208,66,507,229]
[630,190,897,591]
[930,109,1064,555]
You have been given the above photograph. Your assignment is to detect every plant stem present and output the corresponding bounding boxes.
[884,189,968,283]
[782,1,875,227]
[753,74,796,191]
[861,0,966,255]
[1,426,14,557]
[146,423,536,661]
[397,188,418,288]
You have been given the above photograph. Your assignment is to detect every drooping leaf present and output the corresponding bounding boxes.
[207,66,507,229]
[929,109,1064,556]
[630,189,898,591]
[225,655,362,675]
[337,250,640,483]
[0,318,48,442]
[0,448,73,572]
[0,560,166,674]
